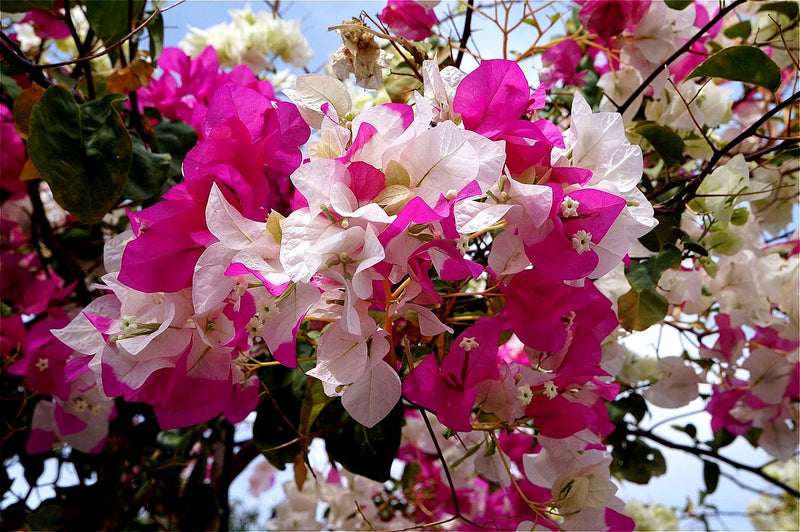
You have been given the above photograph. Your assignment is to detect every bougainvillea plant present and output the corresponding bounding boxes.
[1,0,797,530]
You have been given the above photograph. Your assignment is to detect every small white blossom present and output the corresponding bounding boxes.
[35,357,49,372]
[571,230,592,254]
[456,235,470,255]
[121,316,138,335]
[256,297,280,320]
[72,397,88,413]
[459,336,479,350]
[543,380,558,399]
[517,384,533,406]
[560,197,580,217]
[246,316,265,338]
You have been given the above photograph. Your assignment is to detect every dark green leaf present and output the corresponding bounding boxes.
[665,0,693,10]
[147,10,164,62]
[625,263,655,292]
[703,460,720,494]
[153,119,197,181]
[253,366,304,468]
[650,244,682,278]
[28,86,132,224]
[688,46,782,92]
[633,122,685,166]
[607,393,648,425]
[706,428,736,450]
[400,462,421,492]
[682,236,709,257]
[24,503,62,531]
[639,212,681,252]
[611,439,667,484]
[323,401,404,482]
[618,289,669,331]
[672,423,697,440]
[759,1,799,20]
[0,0,53,13]
[743,427,763,447]
[84,0,145,47]
[724,20,752,40]
[625,244,681,295]
[124,132,171,201]
[1,69,22,100]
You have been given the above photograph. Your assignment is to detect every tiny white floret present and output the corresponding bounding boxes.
[571,230,592,254]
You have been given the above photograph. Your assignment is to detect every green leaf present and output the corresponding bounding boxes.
[24,503,62,531]
[632,122,686,166]
[625,262,655,292]
[703,460,720,494]
[681,236,709,257]
[124,132,171,201]
[650,244,682,278]
[298,377,335,438]
[706,428,736,451]
[323,401,404,482]
[697,256,720,278]
[624,244,681,294]
[759,1,800,20]
[743,427,763,447]
[639,212,681,252]
[618,289,669,331]
[0,0,53,13]
[665,0,693,10]
[253,366,304,468]
[28,86,132,224]
[607,393,648,425]
[724,20,752,40]
[153,119,197,181]
[611,439,667,484]
[672,423,697,440]
[730,206,749,226]
[1,69,22,100]
[84,0,145,47]
[688,46,782,92]
[147,10,164,62]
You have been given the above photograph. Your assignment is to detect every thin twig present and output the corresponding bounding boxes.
[618,0,747,115]
[455,0,475,68]
[628,426,800,498]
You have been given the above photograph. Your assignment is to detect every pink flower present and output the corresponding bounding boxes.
[7,318,72,400]
[404,318,502,431]
[524,185,626,281]
[501,268,617,367]
[453,59,563,175]
[22,8,71,40]
[379,1,438,41]
[539,40,586,89]
[119,196,209,293]
[0,106,27,195]
[577,0,651,44]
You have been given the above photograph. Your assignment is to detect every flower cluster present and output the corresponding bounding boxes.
[179,4,312,73]
[2,0,798,529]
[49,53,654,528]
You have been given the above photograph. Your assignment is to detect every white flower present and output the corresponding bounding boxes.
[330,19,393,90]
[179,4,311,72]
[571,230,592,254]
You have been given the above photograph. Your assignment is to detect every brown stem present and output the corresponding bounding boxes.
[618,0,747,115]
[627,426,800,498]
[455,0,475,69]
[669,90,800,209]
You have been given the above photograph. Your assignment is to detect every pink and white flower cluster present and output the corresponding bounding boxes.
[51,50,654,529]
